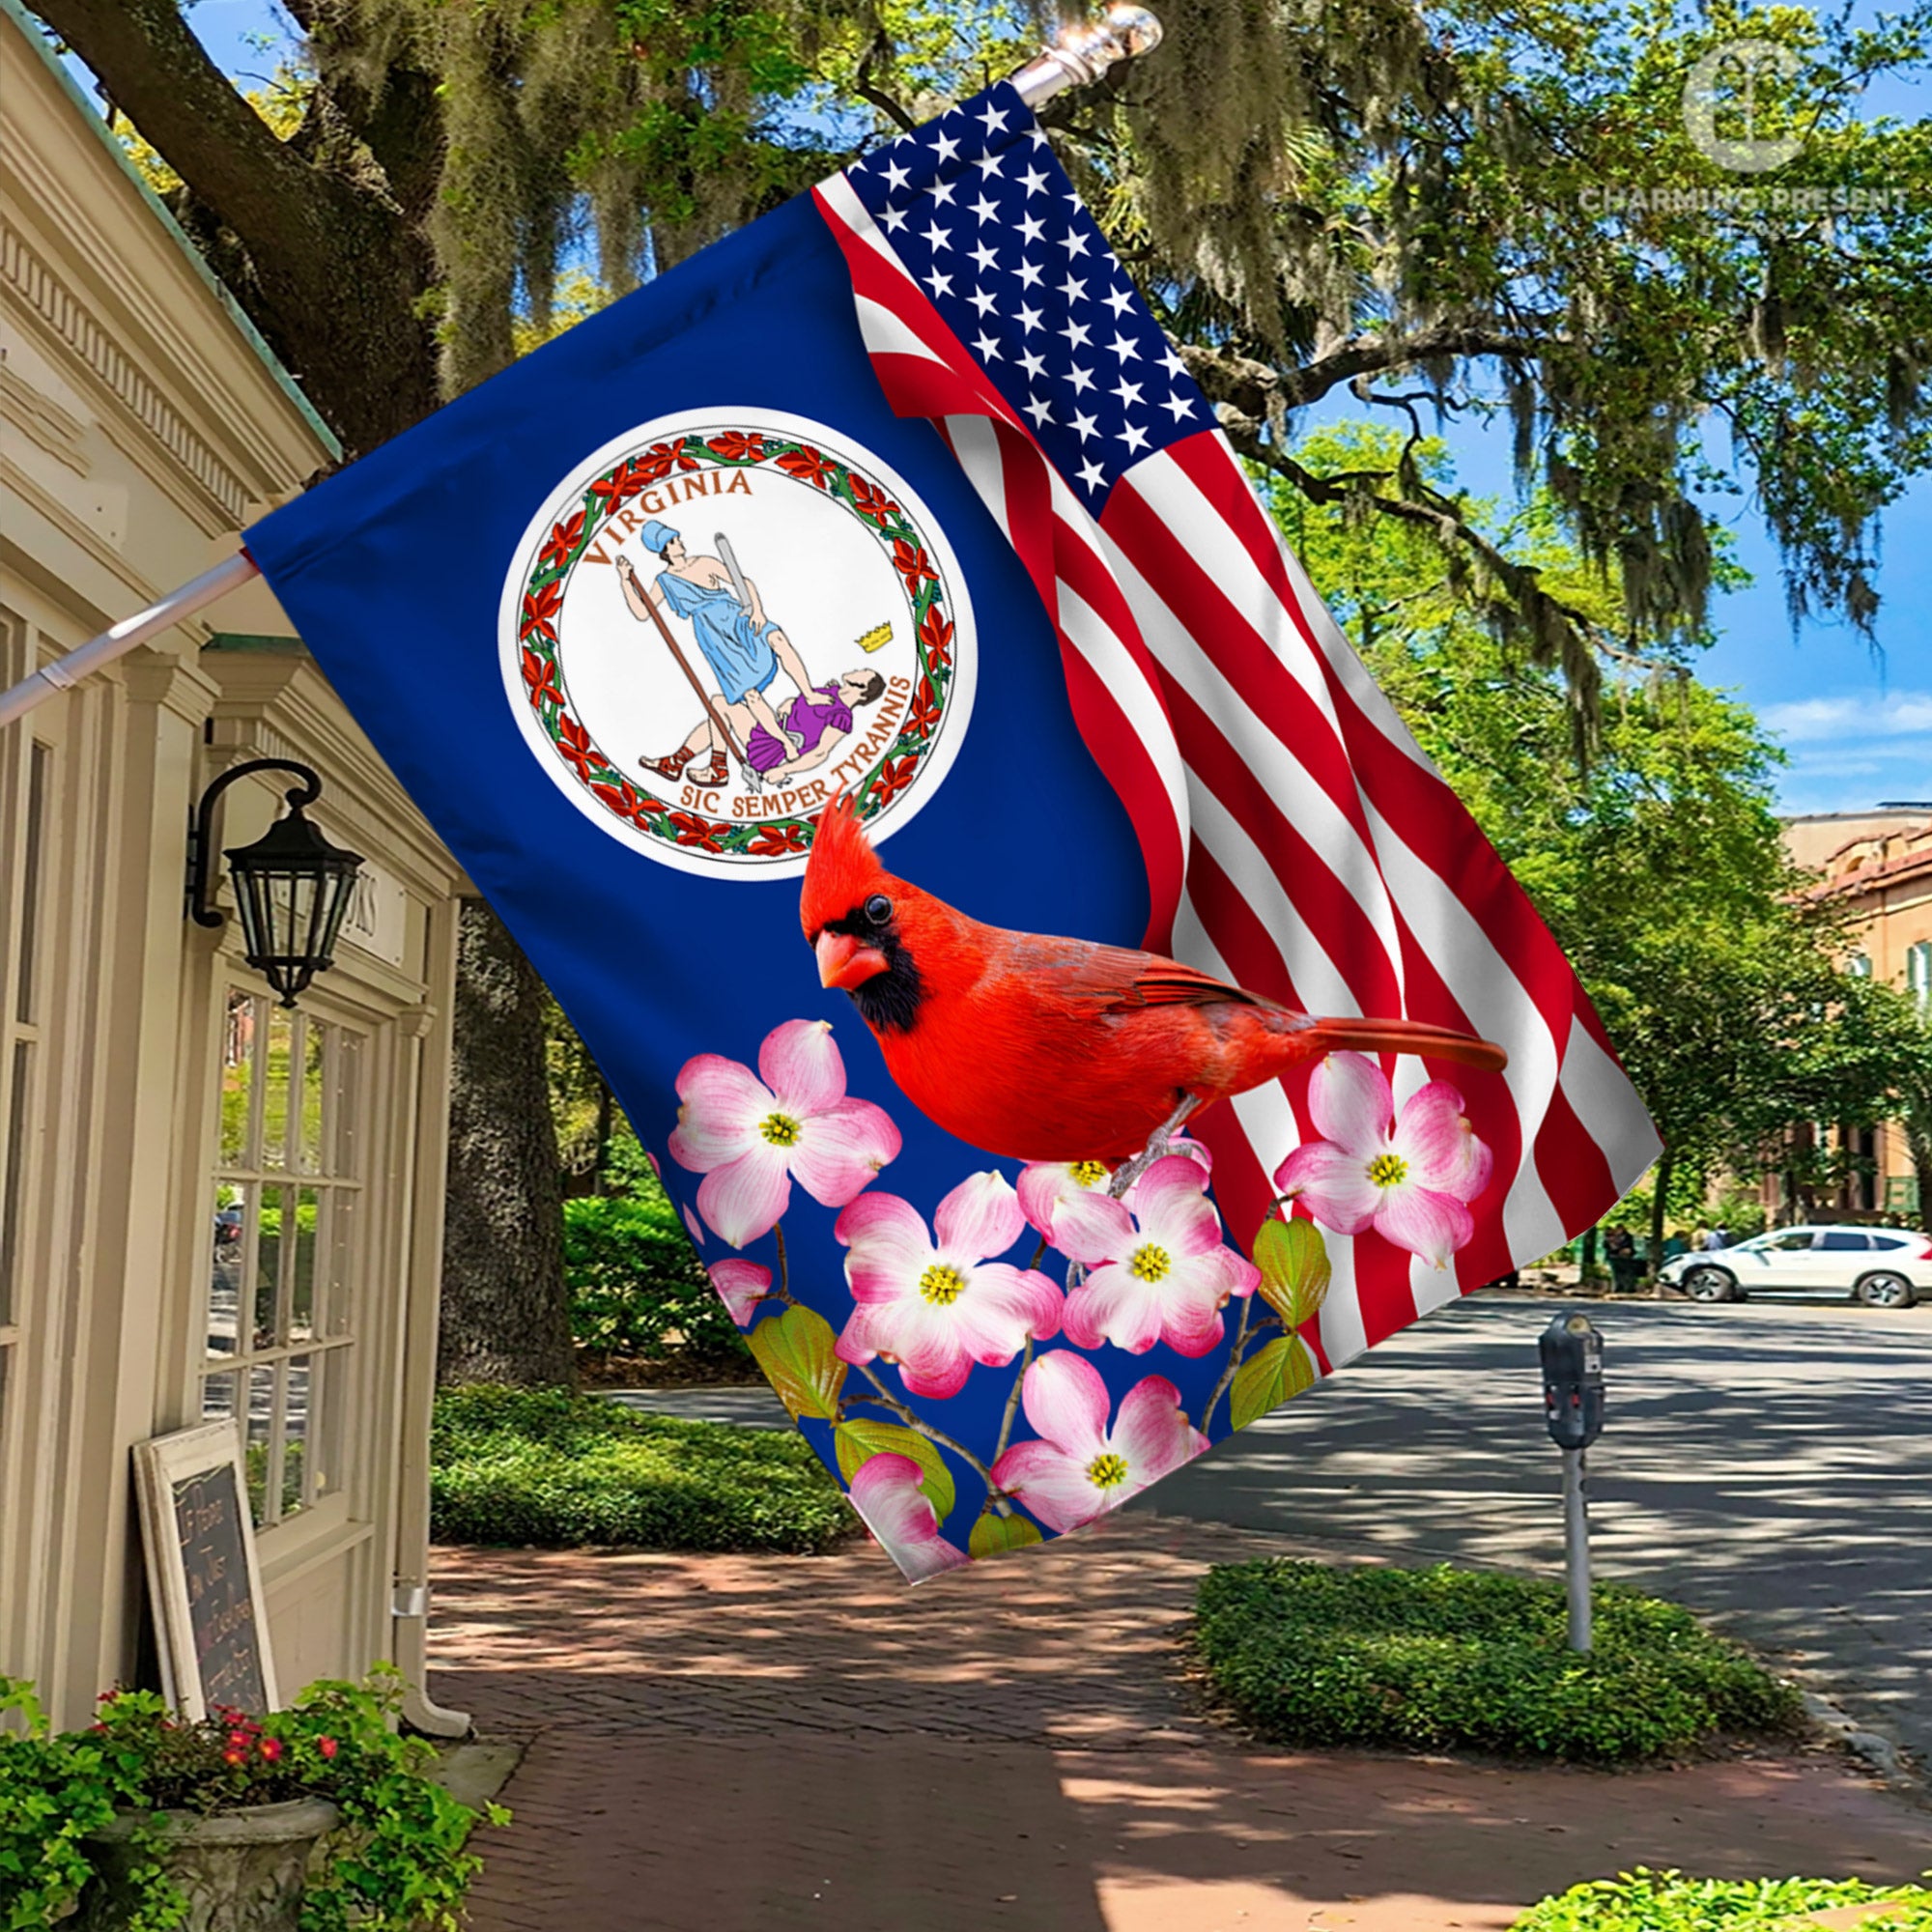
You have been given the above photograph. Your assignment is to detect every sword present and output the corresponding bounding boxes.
[716,532,753,615]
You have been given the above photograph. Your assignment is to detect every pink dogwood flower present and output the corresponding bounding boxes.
[1054,1155,1258,1356]
[668,1020,900,1247]
[707,1259,770,1327]
[989,1350,1208,1532]
[847,1454,969,1582]
[1016,1136,1212,1241]
[835,1172,1063,1400]
[1272,1052,1492,1268]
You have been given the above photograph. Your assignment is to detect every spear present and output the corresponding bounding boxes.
[616,554,750,775]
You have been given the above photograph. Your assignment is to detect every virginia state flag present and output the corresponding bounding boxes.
[244,81,1659,1579]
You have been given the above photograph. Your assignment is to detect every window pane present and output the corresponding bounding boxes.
[262,1008,294,1169]
[208,1181,246,1357]
[299,1020,326,1172]
[255,1185,289,1349]
[313,1350,344,1498]
[219,989,258,1167]
[201,1369,240,1426]
[283,1354,311,1517]
[1818,1232,1869,1251]
[291,1187,318,1342]
[244,1364,275,1525]
[0,1038,31,1327]
[332,1033,362,1178]
[324,1190,355,1338]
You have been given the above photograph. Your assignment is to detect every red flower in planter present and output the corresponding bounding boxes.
[259,1737,284,1763]
[318,1736,339,1760]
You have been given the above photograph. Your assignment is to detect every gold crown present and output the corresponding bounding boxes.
[856,622,892,654]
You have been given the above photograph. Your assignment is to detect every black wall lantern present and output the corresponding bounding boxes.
[187,758,364,1007]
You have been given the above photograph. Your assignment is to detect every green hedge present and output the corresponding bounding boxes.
[1513,1870,1932,1929]
[563,1183,753,1377]
[1194,1560,1803,1764]
[430,1385,850,1553]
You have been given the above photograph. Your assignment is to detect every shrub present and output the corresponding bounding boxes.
[563,1181,752,1377]
[1513,1869,1932,1929]
[430,1384,851,1553]
[1193,1560,1804,1764]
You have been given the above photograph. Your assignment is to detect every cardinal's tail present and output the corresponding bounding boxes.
[1302,1014,1510,1075]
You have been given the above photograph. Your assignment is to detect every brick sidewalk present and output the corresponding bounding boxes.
[429,1515,1929,1932]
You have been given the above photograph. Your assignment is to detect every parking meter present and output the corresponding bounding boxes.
[1540,1311,1605,1450]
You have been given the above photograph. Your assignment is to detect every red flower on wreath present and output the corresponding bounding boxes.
[777,445,833,491]
[636,439,699,483]
[892,538,937,600]
[848,475,900,528]
[919,602,954,672]
[905,673,942,741]
[589,459,650,513]
[522,648,564,711]
[707,431,765,464]
[591,778,656,829]
[539,510,586,573]
[520,580,564,643]
[747,820,810,858]
[668,810,729,851]
[867,755,920,810]
[555,715,597,781]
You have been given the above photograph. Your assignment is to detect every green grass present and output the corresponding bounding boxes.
[1513,1869,1932,1928]
[430,1385,852,1554]
[1194,1560,1804,1764]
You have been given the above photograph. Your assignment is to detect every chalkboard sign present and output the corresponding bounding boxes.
[134,1424,280,1719]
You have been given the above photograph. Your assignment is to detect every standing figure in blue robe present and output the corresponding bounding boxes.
[619,521,817,790]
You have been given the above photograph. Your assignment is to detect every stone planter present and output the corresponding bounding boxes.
[75,1797,340,1932]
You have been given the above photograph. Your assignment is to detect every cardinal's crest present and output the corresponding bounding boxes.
[499,408,976,877]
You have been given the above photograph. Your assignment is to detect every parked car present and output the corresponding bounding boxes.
[1657,1225,1929,1308]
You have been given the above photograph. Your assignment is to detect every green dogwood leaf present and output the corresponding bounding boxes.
[747,1305,846,1421]
[1230,1335,1320,1431]
[1253,1217,1331,1331]
[968,1509,1044,1559]
[833,1421,955,1521]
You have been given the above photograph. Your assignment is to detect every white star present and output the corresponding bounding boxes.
[1070,408,1100,442]
[1031,126,1050,147]
[1018,347,1048,380]
[930,179,956,206]
[977,149,1006,177]
[1161,346,1189,381]
[882,159,912,192]
[1061,274,1088,304]
[1159,390,1196,422]
[1060,317,1093,349]
[1066,363,1095,393]
[1109,331,1142,361]
[1015,301,1044,333]
[1020,164,1051,196]
[1078,457,1108,491]
[1059,228,1092,256]
[1017,257,1044,288]
[977,100,1009,134]
[973,331,1004,361]
[1022,393,1054,426]
[971,239,999,271]
[1103,285,1135,317]
[933,130,962,163]
[971,194,1000,224]
[922,221,952,252]
[881,205,909,232]
[1118,420,1151,453]
[1018,212,1046,245]
[1112,376,1144,406]
[968,285,999,316]
[922,266,954,298]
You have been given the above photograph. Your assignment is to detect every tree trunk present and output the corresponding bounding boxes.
[438,903,577,1389]
[1647,1144,1673,1290]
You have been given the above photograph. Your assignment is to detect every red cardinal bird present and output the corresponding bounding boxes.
[801,798,1508,1165]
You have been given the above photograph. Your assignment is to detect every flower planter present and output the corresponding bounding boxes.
[75,1796,340,1932]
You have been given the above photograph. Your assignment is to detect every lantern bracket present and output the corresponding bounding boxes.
[186,757,324,929]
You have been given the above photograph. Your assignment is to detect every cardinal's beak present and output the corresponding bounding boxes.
[815,928,890,990]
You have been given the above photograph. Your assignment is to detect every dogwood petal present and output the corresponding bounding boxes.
[1181,1243,1261,1306]
[934,1171,1028,1263]
[681,1203,706,1248]
[1017,1164,1072,1239]
[1063,1264,1170,1354]
[1129,1155,1225,1259]
[1015,1348,1112,1460]
[1373,1183,1474,1268]
[758,1018,848,1116]
[1048,1189,1137,1267]
[791,1097,901,1207]
[886,1318,978,1399]
[836,1192,936,1301]
[1392,1082,1492,1202]
[1111,1375,1209,1481]
[1273,1140,1381,1235]
[1149,1265,1233,1357]
[987,1438,1113,1532]
[949,1264,1064,1359]
[668,1055,773,1172]
[1307,1052,1392,1157]
[848,1455,969,1581]
[695,1147,792,1248]
[707,1259,770,1326]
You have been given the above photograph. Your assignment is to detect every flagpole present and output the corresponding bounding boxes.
[0,8,1164,735]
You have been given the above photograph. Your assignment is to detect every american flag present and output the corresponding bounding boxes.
[814,82,1660,1373]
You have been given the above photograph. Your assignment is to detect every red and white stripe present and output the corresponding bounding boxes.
[816,175,1660,1371]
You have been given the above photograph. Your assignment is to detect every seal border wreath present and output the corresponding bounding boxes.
[514,422,964,867]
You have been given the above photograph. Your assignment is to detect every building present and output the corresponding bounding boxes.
[2,3,469,1733]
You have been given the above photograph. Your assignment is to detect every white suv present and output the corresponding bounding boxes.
[1659,1225,1929,1308]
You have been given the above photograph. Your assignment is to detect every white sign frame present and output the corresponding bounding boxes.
[133,1421,280,1719]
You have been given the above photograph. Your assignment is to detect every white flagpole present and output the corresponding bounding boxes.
[0,6,1163,734]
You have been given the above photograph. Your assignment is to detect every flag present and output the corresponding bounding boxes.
[244,80,1658,1580]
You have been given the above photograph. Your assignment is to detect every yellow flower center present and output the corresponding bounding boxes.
[919,1263,967,1306]
[759,1113,802,1149]
[1128,1242,1172,1283]
[1367,1151,1408,1188]
[1070,1160,1110,1187]
[1086,1452,1130,1489]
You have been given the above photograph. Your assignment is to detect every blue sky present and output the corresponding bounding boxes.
[79,0,1932,814]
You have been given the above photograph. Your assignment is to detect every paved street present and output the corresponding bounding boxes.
[613,1293,1932,1768]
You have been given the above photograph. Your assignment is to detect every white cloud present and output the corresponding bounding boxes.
[1759,692,1932,742]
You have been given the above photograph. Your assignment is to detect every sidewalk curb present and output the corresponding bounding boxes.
[1799,1690,1927,1803]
